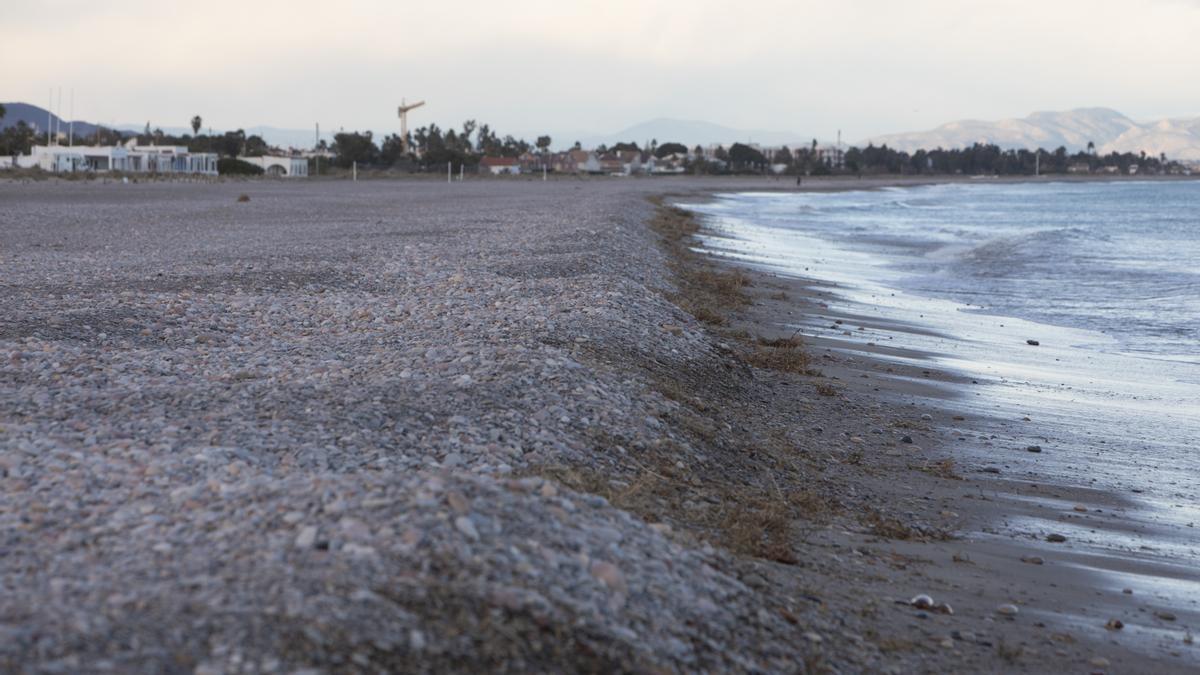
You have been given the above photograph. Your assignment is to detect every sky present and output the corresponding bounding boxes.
[3,0,1199,143]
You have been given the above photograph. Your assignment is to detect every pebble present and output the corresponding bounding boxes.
[1046,533,1068,543]
[589,560,628,594]
[1026,445,1042,453]
[454,516,480,541]
[294,526,318,549]
[997,604,1019,616]
[910,594,935,609]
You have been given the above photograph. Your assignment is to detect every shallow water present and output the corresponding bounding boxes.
[682,181,1200,564]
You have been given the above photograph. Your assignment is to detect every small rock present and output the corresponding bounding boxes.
[901,435,914,444]
[454,516,479,541]
[940,638,954,648]
[1046,533,1068,543]
[1073,505,1088,512]
[997,603,1019,616]
[1105,619,1124,630]
[1026,339,1040,346]
[910,594,935,609]
[1020,556,1044,565]
[982,466,1001,474]
[447,491,469,514]
[589,560,627,594]
[1089,656,1110,668]
[1122,588,1133,594]
[1155,611,1177,621]
[295,526,318,549]
[803,632,823,643]
[1026,445,1042,453]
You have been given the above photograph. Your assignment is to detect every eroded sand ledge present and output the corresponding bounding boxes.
[1,176,1193,673]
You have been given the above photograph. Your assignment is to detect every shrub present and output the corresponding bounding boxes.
[217,158,264,176]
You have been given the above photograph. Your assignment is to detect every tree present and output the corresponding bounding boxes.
[0,121,38,156]
[379,134,408,166]
[654,142,688,158]
[0,103,6,121]
[728,143,766,170]
[243,134,270,156]
[332,131,379,168]
[1087,140,1095,155]
[214,130,246,157]
[611,141,639,152]
[191,115,202,136]
[572,140,582,150]
[536,135,552,153]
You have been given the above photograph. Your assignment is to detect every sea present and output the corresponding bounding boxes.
[681,180,1200,563]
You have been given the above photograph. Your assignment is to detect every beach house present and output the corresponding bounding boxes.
[479,156,520,175]
[236,155,310,177]
[11,143,218,175]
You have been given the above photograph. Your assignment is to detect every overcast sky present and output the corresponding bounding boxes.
[3,0,1198,142]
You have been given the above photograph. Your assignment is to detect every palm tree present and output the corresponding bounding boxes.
[0,103,6,121]
[1087,140,1095,155]
[191,115,202,136]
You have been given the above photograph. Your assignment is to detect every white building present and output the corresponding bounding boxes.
[8,144,218,175]
[235,155,309,177]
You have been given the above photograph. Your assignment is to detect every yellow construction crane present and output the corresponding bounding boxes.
[397,99,426,154]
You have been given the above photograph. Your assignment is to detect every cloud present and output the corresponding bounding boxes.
[2,0,1197,139]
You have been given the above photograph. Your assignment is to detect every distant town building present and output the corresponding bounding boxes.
[817,145,845,170]
[8,143,217,175]
[555,150,601,173]
[478,156,520,175]
[236,155,309,177]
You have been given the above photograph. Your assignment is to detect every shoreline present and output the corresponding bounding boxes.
[675,183,1199,671]
[0,177,1194,672]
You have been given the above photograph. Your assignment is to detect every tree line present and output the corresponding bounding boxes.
[0,105,1189,177]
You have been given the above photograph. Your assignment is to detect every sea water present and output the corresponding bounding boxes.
[683,181,1200,560]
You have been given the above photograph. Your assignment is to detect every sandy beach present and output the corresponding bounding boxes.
[1,175,1195,673]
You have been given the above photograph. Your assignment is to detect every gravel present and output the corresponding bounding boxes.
[0,179,802,673]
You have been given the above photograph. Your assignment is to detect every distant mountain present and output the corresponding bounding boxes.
[574,118,811,149]
[863,108,1200,160]
[1,102,105,139]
